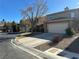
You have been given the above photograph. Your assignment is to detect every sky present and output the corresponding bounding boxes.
[0,0,79,23]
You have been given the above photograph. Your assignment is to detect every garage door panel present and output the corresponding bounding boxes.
[47,22,68,33]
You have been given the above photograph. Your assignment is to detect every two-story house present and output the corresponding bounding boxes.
[46,7,79,33]
[36,16,47,32]
[0,22,5,32]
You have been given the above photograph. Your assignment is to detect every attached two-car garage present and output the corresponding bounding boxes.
[47,20,69,33]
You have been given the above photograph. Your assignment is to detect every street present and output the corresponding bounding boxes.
[0,33,38,59]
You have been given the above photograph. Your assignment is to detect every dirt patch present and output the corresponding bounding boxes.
[34,42,53,51]
[34,36,78,52]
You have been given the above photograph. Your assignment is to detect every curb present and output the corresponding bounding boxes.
[11,39,43,59]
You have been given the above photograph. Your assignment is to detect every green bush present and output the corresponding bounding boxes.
[65,28,74,36]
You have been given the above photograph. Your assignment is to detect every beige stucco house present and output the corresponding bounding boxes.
[0,22,13,32]
[36,16,47,32]
[46,7,79,33]
[0,23,5,32]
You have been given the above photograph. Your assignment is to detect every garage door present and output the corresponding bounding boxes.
[47,22,68,33]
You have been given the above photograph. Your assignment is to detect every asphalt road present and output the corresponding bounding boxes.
[0,33,38,59]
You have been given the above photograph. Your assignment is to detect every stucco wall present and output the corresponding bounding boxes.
[47,8,79,20]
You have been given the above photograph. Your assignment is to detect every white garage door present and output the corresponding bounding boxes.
[47,22,68,33]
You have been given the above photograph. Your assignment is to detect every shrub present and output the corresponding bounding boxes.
[53,35,62,43]
[49,35,63,45]
[65,28,74,36]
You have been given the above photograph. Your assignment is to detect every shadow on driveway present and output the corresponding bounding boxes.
[31,33,64,40]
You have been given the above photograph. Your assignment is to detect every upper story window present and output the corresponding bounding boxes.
[71,12,75,18]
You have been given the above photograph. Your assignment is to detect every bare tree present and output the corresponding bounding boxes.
[21,0,48,32]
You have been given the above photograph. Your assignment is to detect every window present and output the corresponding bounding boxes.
[71,12,75,18]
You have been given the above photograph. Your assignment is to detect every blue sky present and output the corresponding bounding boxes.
[0,0,79,23]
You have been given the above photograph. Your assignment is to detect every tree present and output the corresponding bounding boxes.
[2,19,5,23]
[11,21,17,32]
[20,19,31,32]
[20,19,27,32]
[21,0,48,32]
[16,24,20,32]
[3,22,7,32]
[2,19,7,32]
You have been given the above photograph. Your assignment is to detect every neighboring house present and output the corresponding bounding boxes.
[0,23,5,32]
[6,22,13,32]
[0,22,18,32]
[20,17,47,32]
[20,19,31,32]
[36,16,47,32]
[0,22,13,32]
[46,7,79,33]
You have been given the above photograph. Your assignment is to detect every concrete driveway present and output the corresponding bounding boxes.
[16,33,60,48]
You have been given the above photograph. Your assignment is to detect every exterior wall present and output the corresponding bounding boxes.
[0,23,5,32]
[47,11,70,20]
[43,22,48,32]
[47,8,79,21]
[37,16,48,32]
[47,22,69,33]
[37,16,47,25]
[46,8,79,33]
